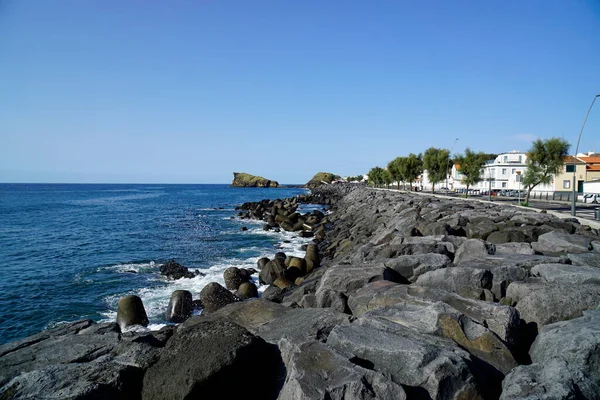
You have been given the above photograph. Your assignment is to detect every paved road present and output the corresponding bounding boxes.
[448,193,600,220]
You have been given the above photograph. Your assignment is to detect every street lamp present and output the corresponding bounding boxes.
[571,94,600,216]
[446,138,459,194]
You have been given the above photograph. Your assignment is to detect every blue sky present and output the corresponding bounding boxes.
[1,1,599,183]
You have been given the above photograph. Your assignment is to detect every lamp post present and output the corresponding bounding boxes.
[446,138,459,194]
[516,171,521,205]
[571,94,600,216]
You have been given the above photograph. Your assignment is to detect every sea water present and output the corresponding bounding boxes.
[0,184,314,344]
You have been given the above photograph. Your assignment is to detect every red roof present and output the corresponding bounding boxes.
[579,156,600,164]
[587,165,600,171]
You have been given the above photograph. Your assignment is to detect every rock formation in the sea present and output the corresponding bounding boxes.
[231,172,279,188]
[306,171,341,189]
[3,184,600,399]
[159,260,202,280]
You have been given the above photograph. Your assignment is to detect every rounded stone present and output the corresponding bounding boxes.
[236,282,259,299]
[223,267,249,290]
[117,295,149,330]
[199,282,237,312]
[165,290,193,323]
[257,257,270,270]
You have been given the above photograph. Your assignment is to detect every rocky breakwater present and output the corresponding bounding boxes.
[3,185,600,399]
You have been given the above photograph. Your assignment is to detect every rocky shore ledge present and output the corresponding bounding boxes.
[2,185,600,399]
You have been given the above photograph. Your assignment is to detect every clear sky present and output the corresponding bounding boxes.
[1,1,599,184]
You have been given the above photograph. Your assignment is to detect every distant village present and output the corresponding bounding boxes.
[344,150,600,196]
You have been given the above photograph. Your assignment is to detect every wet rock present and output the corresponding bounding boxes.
[305,244,320,274]
[223,266,250,290]
[165,290,193,323]
[158,260,198,280]
[117,295,149,330]
[259,258,286,285]
[257,257,270,270]
[198,282,237,313]
[235,282,258,299]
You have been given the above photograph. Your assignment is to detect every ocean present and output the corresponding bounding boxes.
[0,183,314,344]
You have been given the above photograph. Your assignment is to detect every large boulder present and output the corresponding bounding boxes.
[507,281,600,330]
[529,310,600,385]
[0,320,171,398]
[116,295,149,330]
[415,267,493,299]
[382,253,452,282]
[198,282,237,312]
[259,258,286,285]
[159,260,198,280]
[223,267,250,290]
[141,321,283,400]
[277,339,407,399]
[454,239,495,264]
[348,281,521,348]
[235,282,258,299]
[466,217,499,240]
[361,301,517,374]
[165,290,193,323]
[530,263,600,285]
[304,244,320,274]
[326,322,484,399]
[532,230,593,255]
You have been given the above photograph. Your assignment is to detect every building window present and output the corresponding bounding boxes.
[518,156,522,163]
[511,168,516,174]
[504,156,508,162]
[502,182,507,188]
[502,168,507,175]
[563,180,570,189]
[566,165,575,173]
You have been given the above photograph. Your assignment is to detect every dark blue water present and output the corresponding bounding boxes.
[0,184,310,344]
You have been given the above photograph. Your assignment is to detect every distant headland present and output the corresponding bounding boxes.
[230,172,279,188]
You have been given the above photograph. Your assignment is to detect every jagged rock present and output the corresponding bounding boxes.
[529,310,600,385]
[568,252,600,267]
[507,281,600,329]
[348,281,521,348]
[181,299,350,345]
[0,320,170,398]
[382,253,451,282]
[361,301,517,374]
[532,230,593,255]
[277,339,407,399]
[165,290,193,323]
[415,267,493,299]
[500,359,600,400]
[326,322,484,399]
[116,295,149,330]
[531,263,600,285]
[495,242,535,255]
[159,260,198,280]
[454,239,496,264]
[198,282,237,312]
[466,217,499,240]
[141,321,283,400]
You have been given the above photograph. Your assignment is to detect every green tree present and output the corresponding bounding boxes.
[404,153,423,191]
[454,148,488,197]
[423,147,450,193]
[368,166,385,187]
[382,169,393,188]
[387,157,406,190]
[521,138,570,204]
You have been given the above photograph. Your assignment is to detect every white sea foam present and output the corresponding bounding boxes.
[99,225,315,326]
[98,261,156,274]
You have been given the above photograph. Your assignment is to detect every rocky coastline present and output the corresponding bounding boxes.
[2,185,600,399]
